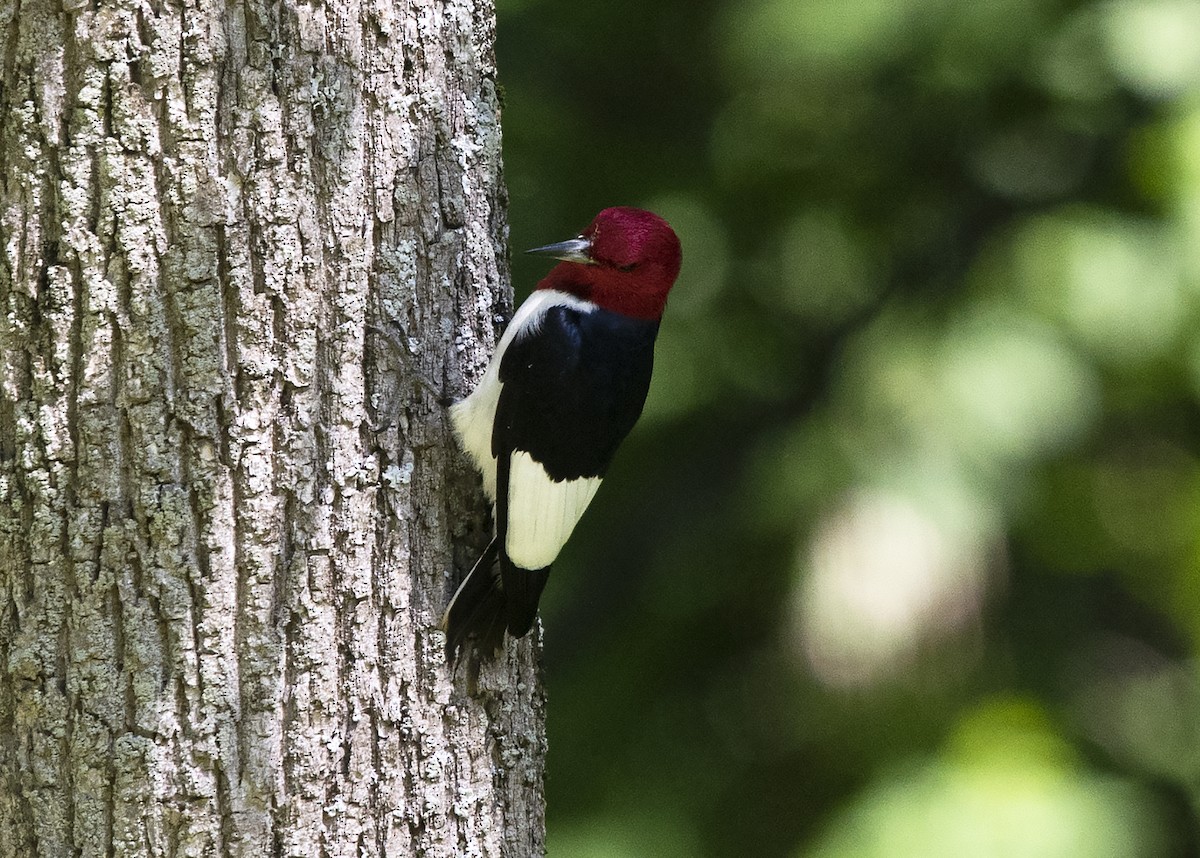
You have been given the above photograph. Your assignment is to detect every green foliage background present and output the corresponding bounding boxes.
[497,0,1200,854]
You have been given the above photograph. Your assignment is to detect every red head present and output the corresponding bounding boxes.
[529,207,682,320]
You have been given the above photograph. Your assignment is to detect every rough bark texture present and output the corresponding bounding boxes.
[0,0,545,855]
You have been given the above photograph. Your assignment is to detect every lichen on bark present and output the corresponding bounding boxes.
[0,0,545,855]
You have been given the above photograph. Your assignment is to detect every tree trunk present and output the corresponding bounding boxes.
[0,0,545,855]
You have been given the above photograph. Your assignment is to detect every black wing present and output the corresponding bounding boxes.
[493,303,659,480]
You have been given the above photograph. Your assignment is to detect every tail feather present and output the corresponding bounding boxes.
[440,539,552,660]
[441,539,505,660]
[501,556,550,638]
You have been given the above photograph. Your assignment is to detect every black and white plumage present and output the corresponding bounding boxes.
[442,207,682,659]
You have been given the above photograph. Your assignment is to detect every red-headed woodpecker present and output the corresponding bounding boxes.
[442,207,682,658]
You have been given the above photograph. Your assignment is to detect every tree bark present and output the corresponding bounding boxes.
[0,0,545,855]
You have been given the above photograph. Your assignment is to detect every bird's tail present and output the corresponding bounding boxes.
[500,556,550,638]
[442,539,505,660]
[441,539,551,661]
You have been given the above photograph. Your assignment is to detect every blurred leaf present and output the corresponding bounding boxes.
[804,697,1171,858]
[1071,638,1200,789]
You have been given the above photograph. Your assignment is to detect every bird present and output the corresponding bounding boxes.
[442,206,682,659]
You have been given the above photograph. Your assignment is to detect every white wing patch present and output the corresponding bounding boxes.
[505,451,602,570]
[450,289,598,502]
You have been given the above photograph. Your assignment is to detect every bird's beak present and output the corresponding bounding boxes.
[525,236,593,264]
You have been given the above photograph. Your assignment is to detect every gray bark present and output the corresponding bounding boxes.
[0,0,545,855]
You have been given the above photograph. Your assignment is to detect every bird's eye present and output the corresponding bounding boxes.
[618,262,638,272]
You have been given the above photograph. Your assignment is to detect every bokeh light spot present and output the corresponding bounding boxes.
[793,490,994,689]
[1103,0,1200,99]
